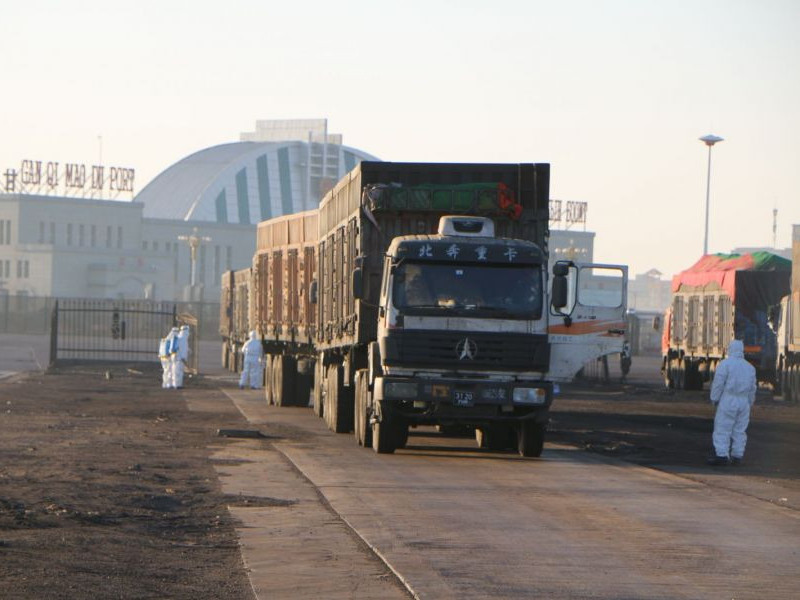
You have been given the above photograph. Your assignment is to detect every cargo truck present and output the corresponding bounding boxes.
[219,267,254,372]
[250,161,628,456]
[775,225,800,401]
[662,251,791,390]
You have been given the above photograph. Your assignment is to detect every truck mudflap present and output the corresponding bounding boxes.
[373,376,552,426]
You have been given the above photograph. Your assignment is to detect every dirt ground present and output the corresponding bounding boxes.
[0,365,255,600]
[1,359,798,599]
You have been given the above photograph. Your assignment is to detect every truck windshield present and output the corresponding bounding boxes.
[392,261,542,318]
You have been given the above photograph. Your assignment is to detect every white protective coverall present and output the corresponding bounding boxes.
[158,336,170,388]
[173,326,190,388]
[709,339,757,459]
[239,330,264,389]
[165,327,180,389]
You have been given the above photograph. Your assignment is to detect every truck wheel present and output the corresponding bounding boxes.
[313,360,324,418]
[517,421,545,458]
[395,420,410,449]
[675,360,685,390]
[264,355,274,405]
[476,425,513,451]
[372,413,397,454]
[354,370,372,447]
[326,364,353,433]
[295,359,313,408]
[274,356,297,407]
[663,358,674,390]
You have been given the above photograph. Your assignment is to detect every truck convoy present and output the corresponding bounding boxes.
[776,225,800,401]
[662,250,791,391]
[223,161,628,455]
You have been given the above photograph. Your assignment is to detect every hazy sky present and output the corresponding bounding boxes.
[2,0,798,278]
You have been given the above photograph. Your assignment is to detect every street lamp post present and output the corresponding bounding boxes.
[178,227,211,294]
[699,134,724,256]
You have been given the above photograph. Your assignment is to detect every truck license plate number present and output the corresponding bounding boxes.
[453,391,474,407]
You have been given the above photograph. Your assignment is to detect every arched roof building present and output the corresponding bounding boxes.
[135,137,379,224]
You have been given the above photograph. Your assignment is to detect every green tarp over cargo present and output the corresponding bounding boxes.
[363,182,523,219]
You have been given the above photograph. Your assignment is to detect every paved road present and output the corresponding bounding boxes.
[218,390,800,600]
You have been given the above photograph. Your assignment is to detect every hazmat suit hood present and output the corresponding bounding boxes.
[249,330,257,340]
[727,339,744,359]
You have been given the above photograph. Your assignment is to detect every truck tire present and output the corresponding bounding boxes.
[685,360,702,391]
[395,420,410,449]
[273,356,297,407]
[264,355,274,405]
[476,424,513,452]
[313,359,324,418]
[354,370,372,447]
[326,364,353,433]
[663,358,674,390]
[295,359,313,408]
[372,413,397,454]
[517,421,545,458]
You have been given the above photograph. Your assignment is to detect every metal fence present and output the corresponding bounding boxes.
[0,296,220,339]
[50,299,177,365]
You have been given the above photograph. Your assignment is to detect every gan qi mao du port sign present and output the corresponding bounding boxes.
[3,159,135,199]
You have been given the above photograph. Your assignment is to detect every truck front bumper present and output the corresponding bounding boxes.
[373,375,552,426]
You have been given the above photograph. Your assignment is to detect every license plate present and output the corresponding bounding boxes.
[453,391,474,407]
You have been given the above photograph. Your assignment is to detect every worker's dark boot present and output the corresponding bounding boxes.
[706,455,729,466]
[730,456,743,466]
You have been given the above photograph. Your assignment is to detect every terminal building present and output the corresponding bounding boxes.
[0,119,378,302]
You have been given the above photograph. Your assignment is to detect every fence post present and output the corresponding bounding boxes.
[49,300,59,367]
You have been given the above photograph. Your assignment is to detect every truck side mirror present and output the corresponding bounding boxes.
[309,280,318,304]
[352,268,364,300]
[552,275,568,309]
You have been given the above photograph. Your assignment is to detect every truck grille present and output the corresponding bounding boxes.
[383,330,548,371]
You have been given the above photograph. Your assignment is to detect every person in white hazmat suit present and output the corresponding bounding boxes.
[708,339,757,465]
[164,327,180,389]
[173,325,190,389]
[158,335,170,388]
[239,330,264,389]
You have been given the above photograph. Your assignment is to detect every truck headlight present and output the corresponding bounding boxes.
[513,387,547,404]
[384,381,418,399]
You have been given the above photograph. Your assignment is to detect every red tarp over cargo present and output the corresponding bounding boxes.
[671,252,791,304]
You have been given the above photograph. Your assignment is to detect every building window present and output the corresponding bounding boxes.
[23,260,29,278]
[142,241,148,251]
[226,246,232,270]
[4,260,9,278]
[49,222,55,244]
[117,226,123,249]
[0,220,4,244]
[90,225,96,247]
[165,242,171,253]
[67,224,73,246]
[106,225,112,248]
[16,260,22,278]
[153,241,158,252]
[39,222,45,244]
[5,220,10,245]
[79,224,85,247]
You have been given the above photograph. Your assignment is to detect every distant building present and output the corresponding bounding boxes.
[0,119,378,302]
[628,268,671,313]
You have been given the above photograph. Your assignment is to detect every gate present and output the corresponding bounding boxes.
[50,299,177,365]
